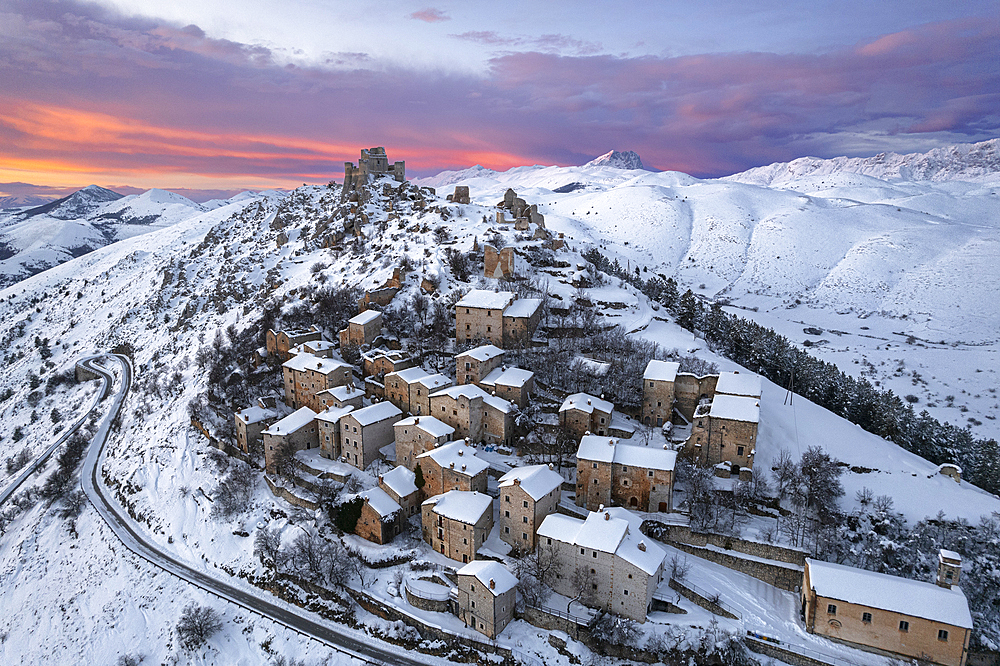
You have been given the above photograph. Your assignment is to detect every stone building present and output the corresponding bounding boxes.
[641,360,679,427]
[339,401,402,470]
[455,345,505,385]
[262,407,318,474]
[315,384,364,411]
[266,325,323,363]
[338,309,383,348]
[282,353,353,411]
[379,465,421,517]
[408,373,452,416]
[537,508,666,623]
[393,415,455,470]
[456,560,518,639]
[802,555,972,666]
[362,348,414,379]
[575,436,676,512]
[421,490,494,564]
[715,370,762,399]
[479,366,534,409]
[428,384,514,447]
[353,487,404,545]
[234,398,278,455]
[497,464,563,552]
[688,394,759,471]
[384,367,452,415]
[316,404,355,460]
[342,147,405,199]
[484,245,515,279]
[448,186,471,204]
[559,392,615,437]
[415,440,489,497]
[673,373,719,422]
[289,339,336,359]
[455,290,542,347]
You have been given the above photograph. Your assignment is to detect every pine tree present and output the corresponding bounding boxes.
[414,463,425,489]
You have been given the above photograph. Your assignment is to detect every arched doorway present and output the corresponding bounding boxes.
[629,496,638,507]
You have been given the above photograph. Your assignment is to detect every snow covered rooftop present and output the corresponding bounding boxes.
[505,298,542,319]
[416,440,489,477]
[263,406,316,435]
[715,371,762,398]
[498,464,563,500]
[709,394,760,423]
[282,352,351,374]
[290,339,335,356]
[349,309,382,326]
[414,373,451,391]
[357,487,401,518]
[576,436,676,471]
[395,415,455,439]
[423,490,493,524]
[317,384,362,402]
[235,405,277,425]
[481,366,534,389]
[806,559,972,629]
[457,344,504,362]
[616,529,666,576]
[559,392,614,414]
[315,404,355,424]
[347,401,402,427]
[537,510,664,574]
[380,465,418,498]
[644,359,679,383]
[458,560,518,596]
[456,289,514,310]
[430,383,512,414]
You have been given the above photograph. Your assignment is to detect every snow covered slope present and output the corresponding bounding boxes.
[584,150,646,170]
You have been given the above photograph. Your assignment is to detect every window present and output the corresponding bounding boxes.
[522,516,528,523]
[737,446,745,456]
[623,589,628,596]
[504,510,510,518]
[648,471,654,477]
[938,630,949,642]
[827,604,837,615]
[862,612,872,624]
[592,551,598,558]
[522,533,527,540]
[899,621,909,632]
[504,526,509,534]
[547,538,552,545]
[592,462,598,469]
[649,381,654,387]
[657,401,661,407]
[523,500,528,508]
[505,495,510,503]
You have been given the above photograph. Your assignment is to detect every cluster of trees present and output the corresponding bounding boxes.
[253,526,357,588]
[581,248,1000,497]
[39,423,95,502]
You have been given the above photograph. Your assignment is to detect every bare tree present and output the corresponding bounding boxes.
[175,603,222,651]
[511,541,560,606]
[254,527,283,572]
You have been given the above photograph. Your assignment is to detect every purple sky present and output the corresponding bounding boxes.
[0,0,997,200]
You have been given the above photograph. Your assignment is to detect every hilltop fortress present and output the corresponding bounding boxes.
[342,147,405,199]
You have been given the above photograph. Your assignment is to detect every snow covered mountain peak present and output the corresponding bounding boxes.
[20,185,124,220]
[584,150,645,170]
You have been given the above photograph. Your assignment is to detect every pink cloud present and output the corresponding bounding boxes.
[409,8,450,23]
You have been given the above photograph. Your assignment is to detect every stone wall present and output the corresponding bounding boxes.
[669,578,739,619]
[520,605,584,638]
[670,542,803,592]
[484,245,515,279]
[653,524,806,565]
[674,373,718,422]
[265,476,319,511]
[745,636,835,666]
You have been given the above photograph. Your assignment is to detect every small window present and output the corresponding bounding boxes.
[522,533,527,540]
[592,462,597,469]
[737,446,745,456]
[522,516,528,523]
[505,495,510,503]
[899,621,909,632]
[580,547,585,555]
[546,538,551,545]
[938,630,949,642]
[623,589,628,596]
[523,500,528,508]
[592,551,598,558]
[862,612,872,624]
[649,381,654,387]
[504,526,509,534]
[648,471,654,477]
[504,510,510,518]
[827,604,837,615]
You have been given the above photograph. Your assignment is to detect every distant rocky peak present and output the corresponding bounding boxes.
[585,150,645,170]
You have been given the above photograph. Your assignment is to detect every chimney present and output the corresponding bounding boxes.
[490,578,495,590]
[604,512,610,521]
[458,449,464,456]
[638,541,646,552]
[733,370,739,374]
[450,462,455,469]
[514,478,521,485]
[461,464,467,471]
[378,475,383,483]
[415,417,419,424]
[548,463,554,470]
[587,399,592,405]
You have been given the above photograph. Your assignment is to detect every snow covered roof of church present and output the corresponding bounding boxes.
[346,401,402,427]
[709,394,760,423]
[349,309,382,326]
[282,352,351,374]
[458,560,518,596]
[457,344,504,362]
[481,366,534,389]
[576,435,676,471]
[644,359,679,383]
[559,392,614,414]
[357,487,400,518]
[380,465,418,498]
[505,298,542,318]
[236,405,277,425]
[422,490,493,524]
[315,404,355,424]
[416,440,489,477]
[715,371,762,398]
[806,559,972,629]
[395,415,455,439]
[498,464,563,500]
[263,406,316,435]
[456,289,514,310]
[537,510,665,575]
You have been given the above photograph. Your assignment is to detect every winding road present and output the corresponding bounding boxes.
[79,354,447,666]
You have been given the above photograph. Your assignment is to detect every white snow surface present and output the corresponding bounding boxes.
[715,371,763,398]
[497,464,563,500]
[457,560,518,596]
[709,394,761,423]
[422,490,492,524]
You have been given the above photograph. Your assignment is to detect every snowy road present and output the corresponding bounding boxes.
[80,354,451,666]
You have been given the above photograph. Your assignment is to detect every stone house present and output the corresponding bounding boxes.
[339,401,402,470]
[408,373,452,416]
[362,348,414,379]
[428,384,514,447]
[353,487,404,545]
[282,353,353,411]
[393,415,455,471]
[266,325,322,363]
[454,290,542,347]
[559,392,615,437]
[479,366,534,409]
[288,339,336,359]
[262,407,318,475]
[421,490,494,564]
[641,360,679,428]
[688,394,759,471]
[384,367,452,415]
[497,464,563,552]
[448,185,471,204]
[715,370,762,399]
[316,405,354,460]
[575,435,676,513]
[234,398,278,455]
[315,384,364,411]
[455,345,505,385]
[378,465,421,517]
[673,373,720,422]
[415,440,489,498]
[537,508,666,623]
[456,560,518,639]
[338,309,382,348]
[802,555,972,666]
